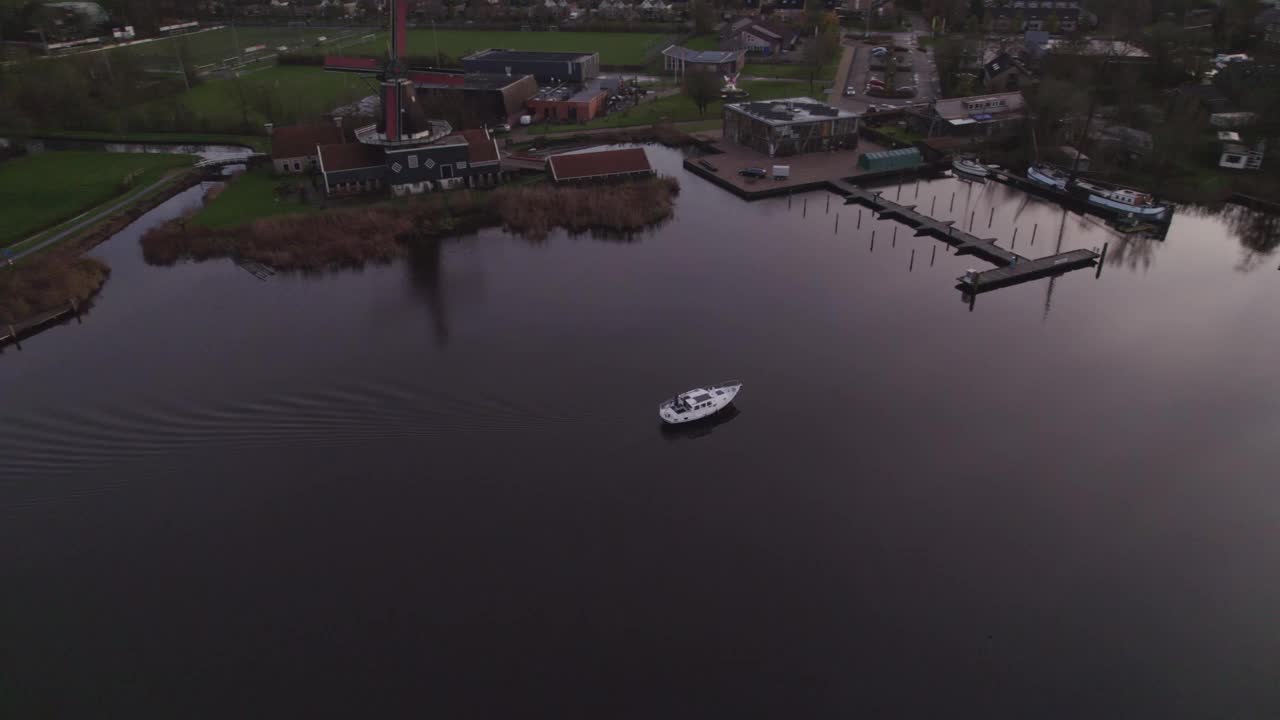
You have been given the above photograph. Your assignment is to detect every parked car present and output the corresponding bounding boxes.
[894,85,916,98]
[493,123,512,134]
[844,87,857,97]
[739,167,767,179]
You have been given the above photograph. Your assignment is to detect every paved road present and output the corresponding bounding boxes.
[9,173,179,263]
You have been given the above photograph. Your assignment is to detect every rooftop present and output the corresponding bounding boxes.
[412,71,532,91]
[531,81,609,103]
[272,125,345,160]
[463,48,597,63]
[317,142,385,172]
[725,97,857,126]
[662,45,742,64]
[546,147,654,181]
[1044,38,1150,58]
[932,91,1026,121]
[452,128,500,165]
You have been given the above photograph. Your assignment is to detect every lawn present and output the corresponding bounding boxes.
[113,26,370,70]
[683,34,722,51]
[0,151,194,247]
[537,80,810,133]
[193,165,314,228]
[744,62,838,81]
[341,30,673,66]
[134,63,368,133]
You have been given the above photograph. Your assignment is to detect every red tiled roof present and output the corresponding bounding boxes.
[451,129,500,165]
[272,125,344,160]
[317,142,385,172]
[546,148,653,182]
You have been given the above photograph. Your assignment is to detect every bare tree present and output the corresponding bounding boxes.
[684,71,720,117]
[803,28,839,95]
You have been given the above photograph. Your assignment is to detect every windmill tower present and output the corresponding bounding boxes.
[324,0,451,147]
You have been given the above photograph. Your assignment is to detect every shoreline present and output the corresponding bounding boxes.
[0,169,205,337]
[141,175,681,271]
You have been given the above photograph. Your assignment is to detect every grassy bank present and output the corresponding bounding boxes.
[0,168,205,325]
[193,166,314,228]
[535,79,808,134]
[0,129,267,152]
[0,151,195,247]
[142,176,681,269]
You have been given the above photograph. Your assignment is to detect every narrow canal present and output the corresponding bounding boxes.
[3,146,1279,718]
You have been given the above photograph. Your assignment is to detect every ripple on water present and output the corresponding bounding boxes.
[0,376,624,515]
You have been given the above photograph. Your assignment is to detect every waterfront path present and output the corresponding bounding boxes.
[9,173,178,263]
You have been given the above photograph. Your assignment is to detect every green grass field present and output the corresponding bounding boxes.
[0,151,193,247]
[193,165,313,227]
[342,30,673,66]
[538,79,809,133]
[133,63,367,132]
[683,34,722,51]
[743,62,838,81]
[111,26,370,69]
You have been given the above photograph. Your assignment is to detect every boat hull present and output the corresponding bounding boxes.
[952,160,989,178]
[1027,165,1068,190]
[1086,193,1169,219]
[659,382,742,424]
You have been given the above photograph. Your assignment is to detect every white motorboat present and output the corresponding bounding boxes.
[1027,163,1070,190]
[1076,180,1170,220]
[952,156,989,179]
[659,381,742,424]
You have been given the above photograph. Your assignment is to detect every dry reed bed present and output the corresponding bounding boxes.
[494,176,680,240]
[142,176,680,268]
[0,254,108,325]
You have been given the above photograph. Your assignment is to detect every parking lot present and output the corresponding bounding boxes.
[831,25,941,115]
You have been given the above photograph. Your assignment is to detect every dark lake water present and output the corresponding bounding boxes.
[4,146,1280,718]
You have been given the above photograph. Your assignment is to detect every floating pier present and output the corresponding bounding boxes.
[829,180,1101,294]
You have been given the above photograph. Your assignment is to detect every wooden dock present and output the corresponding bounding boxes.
[828,180,1101,294]
[0,302,80,348]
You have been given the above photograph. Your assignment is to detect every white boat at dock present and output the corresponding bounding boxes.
[1076,179,1170,220]
[659,381,742,424]
[1026,163,1070,190]
[952,156,990,179]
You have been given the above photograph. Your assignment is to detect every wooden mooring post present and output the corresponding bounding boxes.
[803,197,808,217]
[909,248,915,271]
[835,213,839,233]
[858,209,862,229]
[988,207,995,228]
[826,194,830,213]
[931,196,937,215]
[1011,227,1018,249]
[930,245,937,266]
[950,192,955,213]
[870,230,875,252]
[1031,223,1038,245]
[970,210,975,231]
[1096,243,1108,278]
[789,193,792,209]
